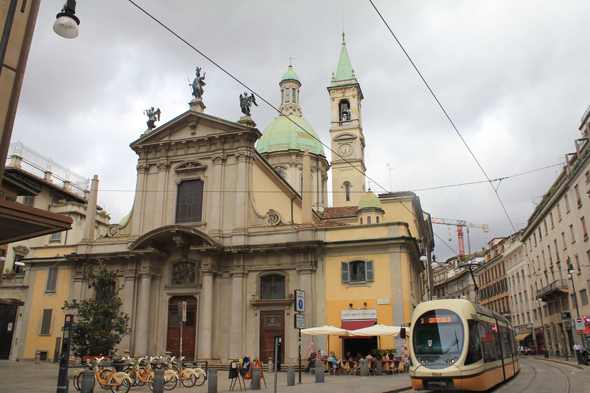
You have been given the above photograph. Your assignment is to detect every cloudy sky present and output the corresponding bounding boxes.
[11,0,590,261]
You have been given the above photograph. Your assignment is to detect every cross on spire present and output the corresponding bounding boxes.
[287,55,295,65]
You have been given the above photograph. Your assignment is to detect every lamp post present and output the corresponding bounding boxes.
[537,299,549,358]
[567,262,586,349]
[53,0,80,39]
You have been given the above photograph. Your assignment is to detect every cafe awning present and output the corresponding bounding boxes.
[515,333,531,341]
[340,320,375,338]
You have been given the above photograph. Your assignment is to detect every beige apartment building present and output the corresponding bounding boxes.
[521,105,590,355]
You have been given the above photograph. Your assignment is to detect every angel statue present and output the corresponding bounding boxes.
[240,92,258,116]
[143,107,161,130]
[191,67,206,99]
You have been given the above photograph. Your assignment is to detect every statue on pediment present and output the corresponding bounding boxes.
[144,107,161,130]
[240,92,258,116]
[191,67,206,99]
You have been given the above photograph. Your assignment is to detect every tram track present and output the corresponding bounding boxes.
[514,359,571,393]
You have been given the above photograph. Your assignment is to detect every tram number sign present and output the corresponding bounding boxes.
[575,317,585,331]
[294,290,305,313]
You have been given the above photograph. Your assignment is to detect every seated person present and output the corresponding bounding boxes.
[345,351,353,361]
[304,351,317,372]
[327,351,340,371]
[366,353,374,363]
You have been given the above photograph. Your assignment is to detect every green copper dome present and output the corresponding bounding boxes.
[256,115,325,156]
[281,65,299,82]
[358,191,383,211]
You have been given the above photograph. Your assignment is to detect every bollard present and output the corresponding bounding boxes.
[268,359,274,373]
[152,369,165,393]
[287,365,295,386]
[34,351,40,364]
[80,370,95,393]
[376,360,382,375]
[208,368,218,393]
[360,359,368,376]
[252,367,261,390]
[314,361,324,383]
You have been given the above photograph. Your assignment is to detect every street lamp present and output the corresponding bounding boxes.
[537,298,549,358]
[567,261,586,349]
[53,0,80,39]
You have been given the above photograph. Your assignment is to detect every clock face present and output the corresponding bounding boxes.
[339,144,353,157]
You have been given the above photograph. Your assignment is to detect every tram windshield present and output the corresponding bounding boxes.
[413,309,464,366]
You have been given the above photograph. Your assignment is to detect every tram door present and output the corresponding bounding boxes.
[166,296,197,360]
[260,310,284,364]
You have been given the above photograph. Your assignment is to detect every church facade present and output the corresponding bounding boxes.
[12,36,434,363]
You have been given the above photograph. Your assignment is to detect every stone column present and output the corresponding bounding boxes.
[209,153,226,235]
[131,162,149,236]
[153,160,169,227]
[119,274,136,353]
[135,272,152,356]
[198,271,214,359]
[81,175,99,242]
[228,270,244,359]
[233,150,252,244]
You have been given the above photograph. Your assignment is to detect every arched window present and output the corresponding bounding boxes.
[176,179,204,223]
[345,183,350,201]
[376,216,380,223]
[261,275,285,299]
[367,216,372,224]
[278,171,286,180]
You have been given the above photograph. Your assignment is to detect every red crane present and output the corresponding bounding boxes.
[431,218,489,255]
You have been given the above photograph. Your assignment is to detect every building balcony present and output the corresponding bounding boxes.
[536,279,569,301]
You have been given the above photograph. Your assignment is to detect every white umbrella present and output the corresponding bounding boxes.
[349,324,402,350]
[301,325,352,355]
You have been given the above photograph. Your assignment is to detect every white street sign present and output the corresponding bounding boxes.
[575,317,585,331]
[295,290,305,313]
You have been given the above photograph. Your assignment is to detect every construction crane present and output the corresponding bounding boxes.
[431,218,489,255]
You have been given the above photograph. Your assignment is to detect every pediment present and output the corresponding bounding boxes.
[333,132,358,141]
[130,109,261,150]
[174,160,208,173]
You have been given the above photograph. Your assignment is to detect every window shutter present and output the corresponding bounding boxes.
[341,262,349,283]
[366,260,374,282]
[40,309,52,335]
[46,267,58,292]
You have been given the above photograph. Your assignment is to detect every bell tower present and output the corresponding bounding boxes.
[328,33,366,207]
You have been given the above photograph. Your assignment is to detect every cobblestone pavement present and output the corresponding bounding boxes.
[0,356,586,393]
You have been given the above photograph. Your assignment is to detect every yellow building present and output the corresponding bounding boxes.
[12,35,434,363]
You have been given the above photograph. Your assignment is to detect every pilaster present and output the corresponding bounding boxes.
[131,162,149,236]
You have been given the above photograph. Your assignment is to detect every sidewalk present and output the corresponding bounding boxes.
[0,360,413,393]
[528,353,588,370]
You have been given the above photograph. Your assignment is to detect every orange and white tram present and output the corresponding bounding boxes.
[408,299,520,391]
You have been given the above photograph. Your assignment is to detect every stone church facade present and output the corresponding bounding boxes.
[11,35,434,363]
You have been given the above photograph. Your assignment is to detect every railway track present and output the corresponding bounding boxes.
[500,358,571,393]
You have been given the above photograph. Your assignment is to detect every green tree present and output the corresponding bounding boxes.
[63,262,131,358]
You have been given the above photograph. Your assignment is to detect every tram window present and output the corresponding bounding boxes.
[465,320,483,365]
[481,322,499,363]
[413,310,464,360]
[500,331,511,359]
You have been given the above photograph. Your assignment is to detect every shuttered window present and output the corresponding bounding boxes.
[40,309,52,335]
[175,179,204,223]
[46,267,59,292]
[260,275,285,299]
[341,260,374,283]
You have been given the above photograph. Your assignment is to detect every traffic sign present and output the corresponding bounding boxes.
[294,289,305,313]
[575,317,585,331]
[295,313,305,329]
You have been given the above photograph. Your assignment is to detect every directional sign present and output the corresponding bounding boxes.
[294,289,305,313]
[575,317,585,331]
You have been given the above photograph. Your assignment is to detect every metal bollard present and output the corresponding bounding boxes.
[252,367,261,390]
[360,359,368,376]
[314,361,324,383]
[81,370,95,393]
[208,368,218,393]
[287,365,295,386]
[152,369,165,393]
[376,360,382,375]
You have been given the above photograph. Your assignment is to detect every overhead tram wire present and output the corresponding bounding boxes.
[126,0,431,228]
[368,0,517,234]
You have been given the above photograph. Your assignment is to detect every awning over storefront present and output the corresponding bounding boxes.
[515,333,531,341]
[340,320,375,338]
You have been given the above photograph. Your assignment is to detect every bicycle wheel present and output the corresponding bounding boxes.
[181,373,197,387]
[163,374,178,390]
[72,372,82,391]
[195,372,206,386]
[97,369,112,390]
[136,367,149,386]
[123,367,137,387]
[110,378,131,393]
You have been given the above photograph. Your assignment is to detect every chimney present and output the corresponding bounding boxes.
[82,175,99,242]
[302,151,313,225]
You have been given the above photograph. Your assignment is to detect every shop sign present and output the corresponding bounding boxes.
[341,309,377,320]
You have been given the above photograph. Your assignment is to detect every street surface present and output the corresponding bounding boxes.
[0,356,586,393]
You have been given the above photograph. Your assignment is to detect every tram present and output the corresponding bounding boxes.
[408,299,519,391]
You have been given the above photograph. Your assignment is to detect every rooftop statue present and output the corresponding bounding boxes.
[240,92,258,116]
[191,67,206,99]
[143,107,161,130]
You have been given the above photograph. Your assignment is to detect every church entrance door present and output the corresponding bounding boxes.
[166,296,197,360]
[259,310,284,364]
